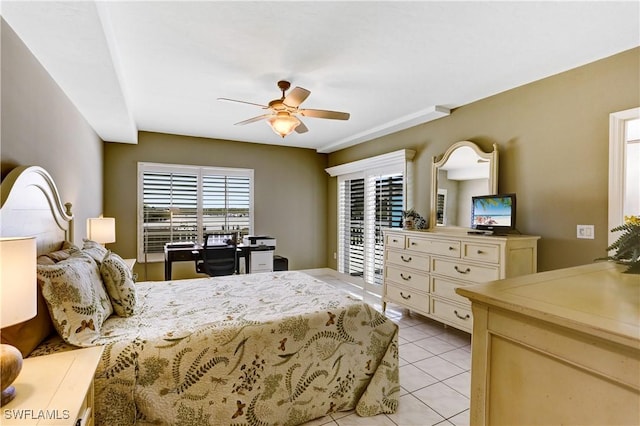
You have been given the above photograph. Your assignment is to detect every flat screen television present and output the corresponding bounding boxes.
[470,193,516,235]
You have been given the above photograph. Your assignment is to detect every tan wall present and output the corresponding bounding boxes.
[3,14,637,275]
[104,132,328,280]
[0,19,104,246]
[327,47,640,272]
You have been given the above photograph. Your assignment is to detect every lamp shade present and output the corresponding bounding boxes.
[268,112,300,138]
[0,237,37,327]
[87,217,116,244]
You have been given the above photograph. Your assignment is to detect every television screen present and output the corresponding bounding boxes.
[470,193,516,234]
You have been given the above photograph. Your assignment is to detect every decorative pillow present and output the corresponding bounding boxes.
[81,239,108,265]
[37,252,113,346]
[37,241,80,264]
[100,251,138,317]
[37,255,56,265]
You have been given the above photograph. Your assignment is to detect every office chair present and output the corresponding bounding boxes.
[196,233,237,277]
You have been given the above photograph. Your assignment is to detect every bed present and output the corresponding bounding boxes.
[0,166,399,425]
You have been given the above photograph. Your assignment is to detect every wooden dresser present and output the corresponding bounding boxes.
[382,228,539,332]
[457,262,640,425]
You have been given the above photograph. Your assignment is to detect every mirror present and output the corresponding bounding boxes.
[430,141,498,229]
[608,108,639,245]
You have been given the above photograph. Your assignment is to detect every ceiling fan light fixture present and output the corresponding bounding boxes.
[268,112,300,138]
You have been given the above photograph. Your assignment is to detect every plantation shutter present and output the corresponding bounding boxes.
[338,176,365,277]
[371,173,404,286]
[142,171,198,256]
[138,163,253,262]
[202,174,251,235]
[329,149,414,295]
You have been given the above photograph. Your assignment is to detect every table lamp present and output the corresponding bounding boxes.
[0,236,37,406]
[87,216,116,246]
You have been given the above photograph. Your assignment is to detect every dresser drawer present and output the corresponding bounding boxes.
[432,258,500,283]
[431,277,473,306]
[409,237,461,258]
[385,266,429,291]
[385,250,430,271]
[385,234,406,249]
[385,284,430,313]
[431,298,473,331]
[463,242,500,263]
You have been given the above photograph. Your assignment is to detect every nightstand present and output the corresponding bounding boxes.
[1,346,103,425]
[123,258,137,281]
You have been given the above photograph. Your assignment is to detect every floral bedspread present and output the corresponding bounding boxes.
[33,271,399,425]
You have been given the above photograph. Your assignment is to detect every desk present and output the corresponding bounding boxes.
[164,244,250,280]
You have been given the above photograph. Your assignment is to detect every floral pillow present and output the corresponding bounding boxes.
[100,251,138,317]
[81,238,109,265]
[37,252,113,346]
[38,240,80,263]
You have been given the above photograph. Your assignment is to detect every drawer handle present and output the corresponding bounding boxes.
[400,273,411,281]
[410,241,417,246]
[477,250,485,254]
[401,255,412,262]
[454,266,471,274]
[449,246,456,251]
[454,310,470,320]
[392,239,398,243]
[400,292,411,300]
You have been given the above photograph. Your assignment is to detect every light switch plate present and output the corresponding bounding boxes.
[577,224,595,239]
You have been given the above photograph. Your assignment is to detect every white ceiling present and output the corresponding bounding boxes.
[3,1,639,153]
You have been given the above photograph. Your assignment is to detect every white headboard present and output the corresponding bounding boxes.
[0,166,74,255]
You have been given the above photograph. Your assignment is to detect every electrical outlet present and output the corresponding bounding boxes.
[577,224,595,239]
[333,252,337,259]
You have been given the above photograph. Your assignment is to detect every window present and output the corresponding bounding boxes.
[609,108,640,244]
[327,150,415,294]
[138,162,253,262]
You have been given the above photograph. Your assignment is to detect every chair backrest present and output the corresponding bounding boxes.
[204,232,238,247]
[200,234,237,276]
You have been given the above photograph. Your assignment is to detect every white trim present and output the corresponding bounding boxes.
[325,149,416,177]
[608,107,640,245]
[318,106,449,153]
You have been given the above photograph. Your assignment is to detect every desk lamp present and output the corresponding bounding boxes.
[0,236,37,406]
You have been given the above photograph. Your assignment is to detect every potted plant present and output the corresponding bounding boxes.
[601,215,640,274]
[402,209,426,230]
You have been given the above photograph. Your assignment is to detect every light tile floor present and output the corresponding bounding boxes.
[303,272,471,426]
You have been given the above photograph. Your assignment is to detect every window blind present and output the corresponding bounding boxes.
[338,171,405,291]
[339,177,365,277]
[138,163,253,262]
[371,173,404,286]
[202,175,251,236]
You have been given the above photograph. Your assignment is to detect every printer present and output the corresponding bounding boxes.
[242,235,276,273]
[243,235,276,248]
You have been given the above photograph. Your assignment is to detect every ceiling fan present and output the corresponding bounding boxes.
[218,80,350,138]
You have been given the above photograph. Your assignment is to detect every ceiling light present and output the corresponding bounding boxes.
[268,112,300,138]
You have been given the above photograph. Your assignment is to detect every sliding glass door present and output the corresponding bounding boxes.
[338,171,404,295]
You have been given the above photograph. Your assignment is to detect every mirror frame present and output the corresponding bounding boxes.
[429,140,499,229]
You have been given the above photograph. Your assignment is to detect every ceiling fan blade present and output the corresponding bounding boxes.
[234,114,272,126]
[283,87,311,107]
[295,120,309,134]
[299,109,350,120]
[218,98,268,108]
